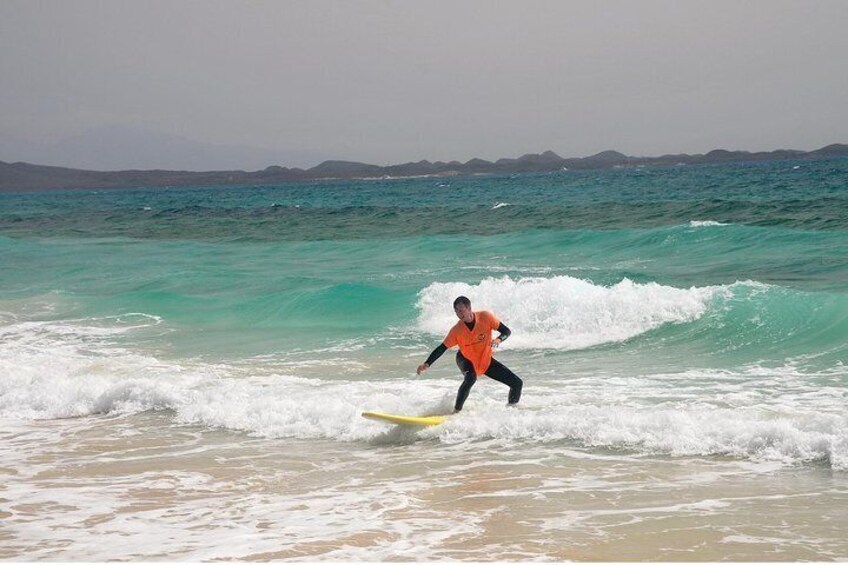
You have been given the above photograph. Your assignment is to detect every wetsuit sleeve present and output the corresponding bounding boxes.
[424,343,448,366]
[496,322,511,342]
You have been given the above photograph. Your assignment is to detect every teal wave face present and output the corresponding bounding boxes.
[1,238,846,367]
[634,282,848,371]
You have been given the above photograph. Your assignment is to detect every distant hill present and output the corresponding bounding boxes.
[2,144,847,192]
[307,160,384,178]
[0,125,328,171]
[809,143,848,157]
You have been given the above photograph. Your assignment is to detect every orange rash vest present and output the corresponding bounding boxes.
[442,310,501,376]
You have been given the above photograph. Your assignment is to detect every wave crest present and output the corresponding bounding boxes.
[416,276,729,350]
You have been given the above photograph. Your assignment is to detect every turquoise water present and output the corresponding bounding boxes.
[2,158,848,560]
[2,159,846,359]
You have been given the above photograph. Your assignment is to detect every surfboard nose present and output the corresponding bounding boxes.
[361,411,448,427]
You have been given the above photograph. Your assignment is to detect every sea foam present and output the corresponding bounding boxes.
[2,300,845,470]
[689,220,731,227]
[416,276,729,349]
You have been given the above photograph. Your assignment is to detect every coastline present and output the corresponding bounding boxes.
[2,143,847,192]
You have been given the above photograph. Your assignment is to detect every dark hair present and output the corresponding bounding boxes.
[453,296,471,309]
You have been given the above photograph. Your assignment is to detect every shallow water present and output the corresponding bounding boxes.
[3,412,846,561]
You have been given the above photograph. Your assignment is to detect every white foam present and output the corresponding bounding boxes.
[689,220,730,227]
[0,316,447,433]
[2,313,846,470]
[492,202,511,209]
[416,276,729,350]
[443,398,847,468]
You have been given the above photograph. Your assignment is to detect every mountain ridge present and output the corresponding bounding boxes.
[2,144,847,192]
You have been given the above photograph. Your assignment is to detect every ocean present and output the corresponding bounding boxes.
[1,158,847,560]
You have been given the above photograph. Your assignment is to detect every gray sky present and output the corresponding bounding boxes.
[2,0,847,169]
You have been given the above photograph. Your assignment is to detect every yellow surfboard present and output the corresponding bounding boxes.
[361,411,448,427]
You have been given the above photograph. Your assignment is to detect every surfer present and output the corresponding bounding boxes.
[417,296,522,412]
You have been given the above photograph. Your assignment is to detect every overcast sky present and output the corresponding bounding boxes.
[2,0,847,169]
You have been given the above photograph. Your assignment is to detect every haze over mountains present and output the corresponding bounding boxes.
[1,142,847,192]
[0,126,329,172]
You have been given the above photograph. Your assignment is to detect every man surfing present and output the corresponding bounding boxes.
[417,296,522,412]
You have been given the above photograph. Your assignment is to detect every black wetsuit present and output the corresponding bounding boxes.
[424,321,523,411]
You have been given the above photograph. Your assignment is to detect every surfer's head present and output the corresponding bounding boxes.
[453,296,474,323]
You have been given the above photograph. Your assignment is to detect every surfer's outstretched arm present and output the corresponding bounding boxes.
[417,343,447,374]
[494,322,511,346]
